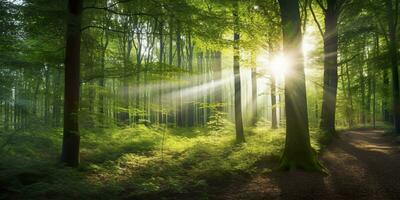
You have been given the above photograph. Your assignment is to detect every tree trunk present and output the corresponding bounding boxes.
[271,75,278,129]
[176,23,184,127]
[187,32,195,127]
[359,63,366,125]
[119,38,131,125]
[251,67,258,126]
[159,20,164,124]
[385,0,400,133]
[98,31,108,125]
[44,66,50,123]
[345,63,354,127]
[233,1,245,143]
[53,65,62,127]
[340,64,351,127]
[213,51,223,111]
[278,0,321,171]
[61,0,83,167]
[320,0,339,136]
[382,69,390,122]
[4,100,9,130]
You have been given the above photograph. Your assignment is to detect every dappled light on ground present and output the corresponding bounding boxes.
[219,130,400,200]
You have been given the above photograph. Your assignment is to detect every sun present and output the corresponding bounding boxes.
[270,54,290,77]
[256,53,291,78]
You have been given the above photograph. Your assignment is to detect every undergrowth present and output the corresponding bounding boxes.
[0,124,322,199]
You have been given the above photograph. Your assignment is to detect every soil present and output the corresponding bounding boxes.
[218,130,400,200]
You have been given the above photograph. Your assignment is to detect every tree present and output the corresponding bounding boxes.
[233,0,245,143]
[271,74,278,129]
[310,0,346,136]
[277,0,322,171]
[60,0,83,167]
[384,0,400,133]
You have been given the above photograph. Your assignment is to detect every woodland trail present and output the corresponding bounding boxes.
[219,130,400,200]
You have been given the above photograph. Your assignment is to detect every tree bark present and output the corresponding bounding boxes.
[278,0,322,171]
[320,0,339,135]
[61,0,83,167]
[385,0,400,133]
[233,1,245,143]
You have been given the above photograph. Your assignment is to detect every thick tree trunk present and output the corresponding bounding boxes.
[278,0,321,171]
[320,0,339,135]
[385,0,400,133]
[61,0,83,167]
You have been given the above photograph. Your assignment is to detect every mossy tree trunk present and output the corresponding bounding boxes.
[277,0,322,171]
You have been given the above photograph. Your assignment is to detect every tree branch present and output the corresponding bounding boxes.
[315,0,327,12]
[309,1,325,38]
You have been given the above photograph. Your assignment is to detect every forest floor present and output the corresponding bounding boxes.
[218,129,400,200]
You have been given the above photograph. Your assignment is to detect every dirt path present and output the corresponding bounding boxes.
[219,130,400,200]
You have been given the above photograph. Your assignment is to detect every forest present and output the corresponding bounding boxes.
[1,0,400,199]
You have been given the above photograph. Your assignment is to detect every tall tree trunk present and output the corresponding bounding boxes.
[169,19,173,66]
[271,75,278,129]
[61,0,83,167]
[320,0,339,135]
[158,20,164,124]
[340,64,351,127]
[98,30,108,125]
[359,63,366,125]
[176,23,184,127]
[187,31,195,127]
[53,65,62,127]
[213,51,223,112]
[233,1,245,143]
[385,0,400,133]
[44,66,50,123]
[119,39,131,125]
[345,64,354,127]
[251,67,258,126]
[278,0,321,171]
[4,100,9,130]
[382,69,390,122]
[372,71,376,128]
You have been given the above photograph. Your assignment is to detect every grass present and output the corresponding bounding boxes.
[0,123,323,199]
